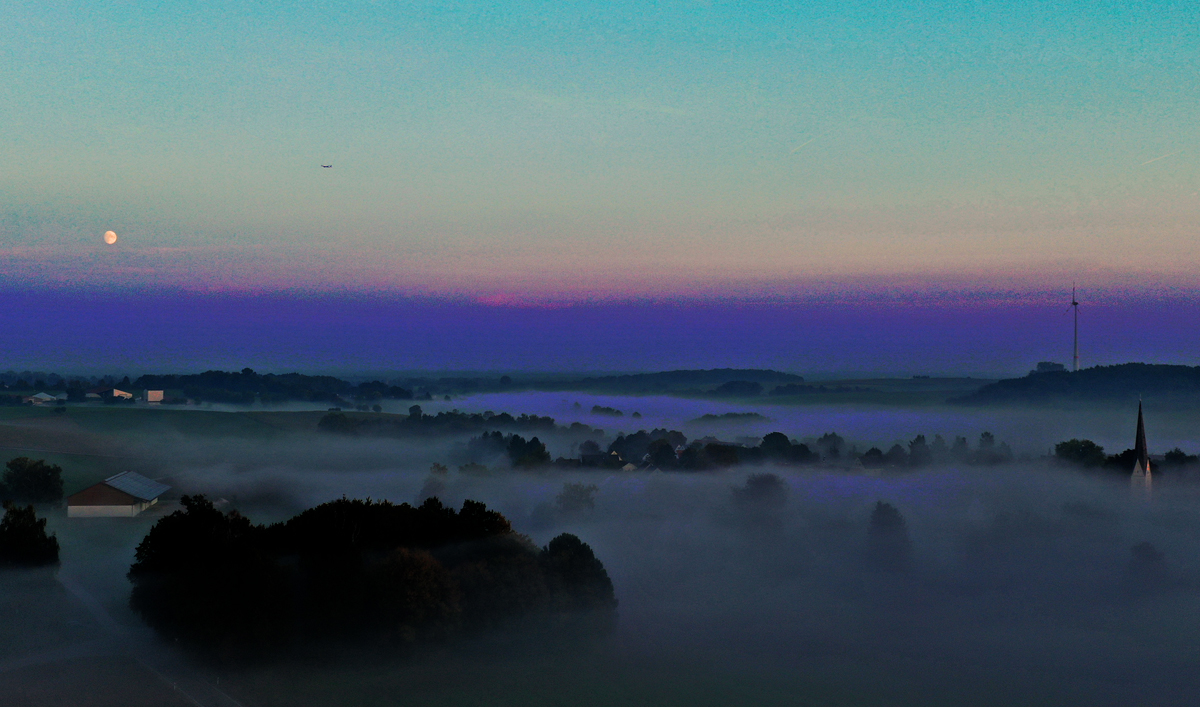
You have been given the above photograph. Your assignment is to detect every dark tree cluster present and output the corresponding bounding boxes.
[607,429,688,467]
[619,429,816,468]
[691,412,767,422]
[319,407,564,439]
[574,429,821,471]
[860,432,1013,468]
[0,458,64,505]
[0,503,59,566]
[466,431,551,467]
[591,405,624,416]
[0,370,70,391]
[731,473,788,511]
[1054,439,1200,474]
[128,495,617,657]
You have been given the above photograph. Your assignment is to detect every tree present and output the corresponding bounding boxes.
[539,534,617,613]
[678,444,710,471]
[817,432,844,460]
[867,501,911,572]
[0,503,59,566]
[760,432,793,460]
[1054,439,1106,468]
[555,483,598,514]
[704,443,741,467]
[884,444,908,467]
[950,436,970,461]
[1163,448,1199,467]
[506,434,550,467]
[931,434,948,460]
[1,457,64,504]
[1105,448,1139,471]
[317,411,360,435]
[731,473,787,511]
[908,435,932,467]
[1124,541,1173,596]
[860,447,885,468]
[647,438,677,468]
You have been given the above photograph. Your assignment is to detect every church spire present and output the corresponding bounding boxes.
[1132,401,1150,476]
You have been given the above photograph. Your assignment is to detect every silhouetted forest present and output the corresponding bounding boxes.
[1,367,813,404]
[953,363,1200,406]
[128,495,616,659]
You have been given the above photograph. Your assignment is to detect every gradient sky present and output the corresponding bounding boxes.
[2,2,1198,372]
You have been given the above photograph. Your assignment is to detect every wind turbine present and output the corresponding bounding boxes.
[1070,284,1080,372]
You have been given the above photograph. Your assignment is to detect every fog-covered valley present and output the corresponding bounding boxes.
[2,391,1200,705]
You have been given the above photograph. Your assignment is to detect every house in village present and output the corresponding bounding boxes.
[86,388,134,401]
[67,471,170,517]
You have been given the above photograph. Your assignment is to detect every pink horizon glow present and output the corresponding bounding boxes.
[3,242,1200,306]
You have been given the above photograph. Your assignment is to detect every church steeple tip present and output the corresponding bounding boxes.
[1133,401,1150,477]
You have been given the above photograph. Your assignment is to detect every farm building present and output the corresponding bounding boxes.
[67,472,170,518]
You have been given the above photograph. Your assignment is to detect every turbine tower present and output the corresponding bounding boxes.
[1071,284,1080,372]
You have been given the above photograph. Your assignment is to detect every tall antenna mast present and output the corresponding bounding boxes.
[1071,283,1079,372]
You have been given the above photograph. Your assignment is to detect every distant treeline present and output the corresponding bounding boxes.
[135,370,418,405]
[452,426,1019,472]
[953,363,1200,406]
[1,367,815,404]
[0,368,418,405]
[769,383,872,396]
[128,496,617,658]
[318,406,574,439]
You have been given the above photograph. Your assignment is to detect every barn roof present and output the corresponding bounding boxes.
[103,471,170,501]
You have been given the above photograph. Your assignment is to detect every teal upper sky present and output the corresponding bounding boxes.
[3,1,1197,300]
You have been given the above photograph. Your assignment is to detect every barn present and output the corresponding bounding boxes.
[67,472,170,518]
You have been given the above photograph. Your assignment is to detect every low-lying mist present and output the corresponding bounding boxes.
[142,442,1200,704]
[20,400,1200,706]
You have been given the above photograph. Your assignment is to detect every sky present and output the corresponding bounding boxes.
[2,1,1198,372]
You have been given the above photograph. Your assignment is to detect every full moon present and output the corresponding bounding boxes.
[104,230,117,245]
